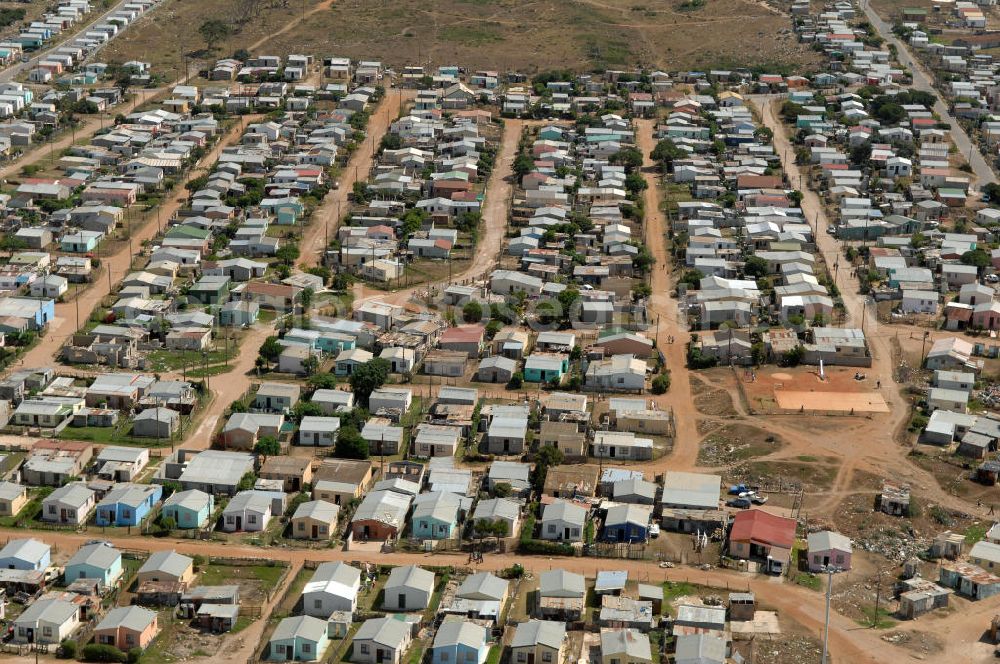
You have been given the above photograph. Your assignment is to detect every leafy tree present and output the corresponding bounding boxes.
[462,301,483,323]
[743,256,769,278]
[984,182,1000,204]
[507,372,523,390]
[624,171,647,194]
[352,181,370,204]
[531,444,564,493]
[485,320,502,339]
[651,138,686,172]
[493,483,512,498]
[780,345,805,367]
[307,373,337,390]
[258,336,282,366]
[276,244,300,265]
[160,516,177,531]
[237,472,256,492]
[58,640,77,659]
[788,190,804,207]
[348,358,390,407]
[513,153,534,179]
[910,232,929,248]
[611,147,643,170]
[380,133,402,151]
[198,19,232,51]
[334,426,369,459]
[292,401,325,421]
[302,354,320,376]
[961,248,990,269]
[400,208,428,239]
[569,345,582,361]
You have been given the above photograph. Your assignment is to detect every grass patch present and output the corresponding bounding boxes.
[148,347,234,372]
[797,455,819,462]
[792,572,823,591]
[856,606,897,629]
[966,523,988,544]
[485,644,502,664]
[663,581,696,606]
[231,616,253,634]
[199,563,285,590]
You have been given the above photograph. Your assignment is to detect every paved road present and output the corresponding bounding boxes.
[863,1,997,189]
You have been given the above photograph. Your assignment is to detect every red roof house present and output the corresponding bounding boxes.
[728,509,797,574]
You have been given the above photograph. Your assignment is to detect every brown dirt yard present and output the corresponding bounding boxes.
[105,0,821,74]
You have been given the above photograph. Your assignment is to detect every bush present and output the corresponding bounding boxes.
[81,644,127,663]
[651,373,671,394]
[518,538,574,556]
[57,640,77,659]
[127,648,143,664]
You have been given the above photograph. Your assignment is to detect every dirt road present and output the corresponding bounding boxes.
[297,89,413,269]
[12,115,263,374]
[352,118,530,310]
[633,120,700,469]
[0,526,916,664]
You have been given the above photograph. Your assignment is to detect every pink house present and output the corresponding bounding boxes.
[94,605,159,651]
[806,530,852,572]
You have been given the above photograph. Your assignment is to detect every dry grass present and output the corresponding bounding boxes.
[103,0,820,75]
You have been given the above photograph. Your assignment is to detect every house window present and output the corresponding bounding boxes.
[517,654,527,663]
[465,653,475,662]
[314,599,323,609]
[126,634,135,645]
[275,645,286,655]
[441,653,449,661]
[248,515,257,524]
[542,653,552,662]
[298,523,305,530]
[227,516,235,523]
[813,555,820,564]
[42,627,52,636]
[547,524,556,534]
[571,528,580,537]
[361,645,369,654]
[835,555,844,564]
[302,644,311,654]
[122,510,131,519]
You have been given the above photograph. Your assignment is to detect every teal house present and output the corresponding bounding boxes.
[523,353,569,383]
[64,543,123,589]
[61,230,102,253]
[161,489,214,529]
[267,615,330,662]
[316,331,355,355]
[411,492,461,540]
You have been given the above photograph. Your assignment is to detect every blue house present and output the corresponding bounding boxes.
[0,538,50,571]
[431,621,488,664]
[601,503,651,543]
[161,489,214,529]
[0,297,56,330]
[523,353,569,383]
[95,483,162,527]
[411,492,461,540]
[64,543,123,588]
[267,615,330,662]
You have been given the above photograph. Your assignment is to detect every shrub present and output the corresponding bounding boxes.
[81,644,127,663]
[651,373,671,394]
[57,640,77,659]
[518,538,574,556]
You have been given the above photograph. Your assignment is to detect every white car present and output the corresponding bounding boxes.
[649,524,660,538]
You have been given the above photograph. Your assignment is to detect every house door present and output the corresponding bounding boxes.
[823,555,830,567]
[362,525,370,539]
[527,655,535,664]
[377,649,386,664]
[311,525,318,538]
[564,527,570,540]
[398,594,406,609]
[235,516,242,530]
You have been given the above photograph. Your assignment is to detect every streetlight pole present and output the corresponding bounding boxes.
[821,567,836,664]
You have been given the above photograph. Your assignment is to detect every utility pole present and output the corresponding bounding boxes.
[821,567,835,664]
[872,569,883,628]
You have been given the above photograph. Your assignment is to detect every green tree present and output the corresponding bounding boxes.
[743,256,769,278]
[253,436,281,460]
[307,372,337,390]
[302,354,320,376]
[611,147,643,170]
[961,248,990,269]
[276,244,300,265]
[462,301,483,323]
[198,19,232,52]
[81,643,127,662]
[348,358,391,407]
[513,153,534,179]
[651,138,686,172]
[531,444,564,493]
[334,426,369,459]
[258,336,282,367]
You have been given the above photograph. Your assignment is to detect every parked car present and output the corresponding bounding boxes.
[649,524,660,538]
[727,497,751,509]
[751,494,768,505]
[729,484,749,495]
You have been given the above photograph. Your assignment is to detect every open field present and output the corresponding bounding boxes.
[102,0,820,74]
[741,365,889,413]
